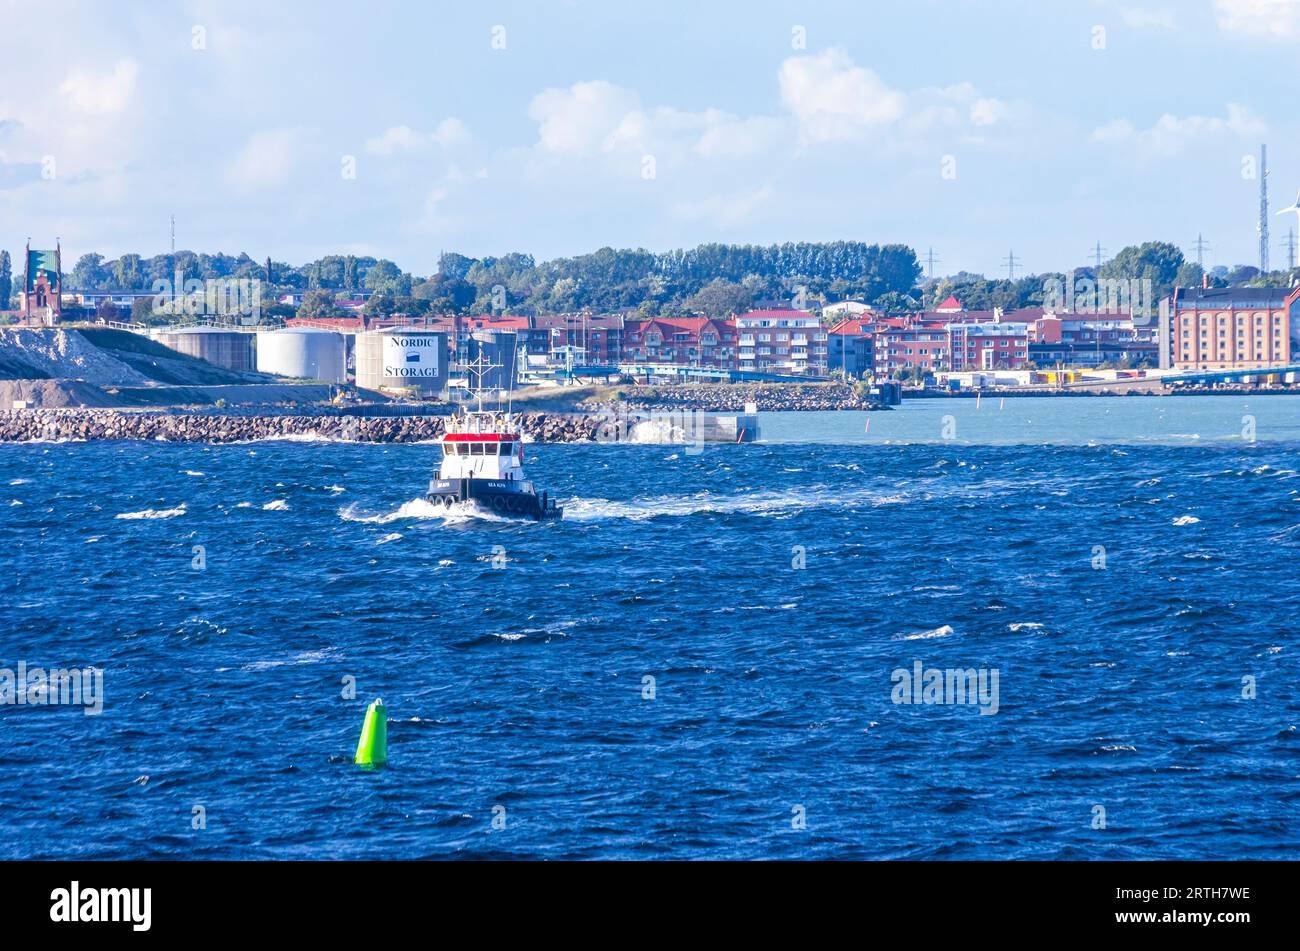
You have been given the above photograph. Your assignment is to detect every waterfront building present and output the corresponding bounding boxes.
[734,309,827,374]
[533,313,625,365]
[946,321,1030,370]
[1161,285,1300,371]
[1029,313,1156,367]
[827,318,874,378]
[624,316,736,369]
[1028,340,1158,367]
[872,318,948,377]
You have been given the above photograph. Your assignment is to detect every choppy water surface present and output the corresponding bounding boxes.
[1,397,1298,859]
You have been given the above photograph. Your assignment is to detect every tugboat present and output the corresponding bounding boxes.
[425,357,561,520]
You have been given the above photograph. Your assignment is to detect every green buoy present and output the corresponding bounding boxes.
[354,698,388,767]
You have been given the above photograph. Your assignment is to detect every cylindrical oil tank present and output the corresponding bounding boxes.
[465,330,519,392]
[255,327,347,382]
[151,326,255,371]
[355,328,448,396]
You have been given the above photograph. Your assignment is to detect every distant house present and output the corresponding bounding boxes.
[821,300,873,321]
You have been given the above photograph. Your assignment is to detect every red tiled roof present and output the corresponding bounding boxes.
[828,318,873,335]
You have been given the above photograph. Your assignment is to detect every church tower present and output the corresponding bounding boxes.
[21,241,63,325]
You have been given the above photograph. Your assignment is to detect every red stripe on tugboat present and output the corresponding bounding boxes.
[442,434,518,442]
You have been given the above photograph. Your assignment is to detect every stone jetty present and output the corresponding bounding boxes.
[587,382,882,412]
[0,410,609,444]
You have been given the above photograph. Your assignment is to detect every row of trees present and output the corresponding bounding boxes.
[0,252,10,312]
[922,242,1300,313]
[9,238,1299,317]
[40,242,924,317]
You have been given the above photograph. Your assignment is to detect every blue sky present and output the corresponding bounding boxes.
[3,0,1300,278]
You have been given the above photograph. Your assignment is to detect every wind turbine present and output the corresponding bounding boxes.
[1278,189,1300,228]
[1279,191,1300,274]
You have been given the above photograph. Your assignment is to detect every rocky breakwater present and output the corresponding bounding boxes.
[591,382,882,412]
[0,410,608,444]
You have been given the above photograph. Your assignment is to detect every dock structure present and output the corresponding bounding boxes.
[1157,364,1300,386]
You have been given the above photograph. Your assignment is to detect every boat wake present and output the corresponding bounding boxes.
[339,498,515,525]
[562,486,910,522]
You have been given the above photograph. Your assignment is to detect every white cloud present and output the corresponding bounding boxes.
[1213,0,1300,37]
[671,184,774,227]
[970,97,1012,127]
[528,80,640,153]
[526,81,785,164]
[60,59,139,114]
[525,51,1009,169]
[226,129,298,190]
[1113,5,1179,29]
[778,48,905,142]
[365,119,470,156]
[1090,103,1266,156]
[694,115,787,158]
[897,82,1024,144]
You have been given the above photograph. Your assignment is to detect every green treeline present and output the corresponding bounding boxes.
[9,238,1299,321]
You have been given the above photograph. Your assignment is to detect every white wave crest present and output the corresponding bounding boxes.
[115,504,186,520]
[896,624,955,641]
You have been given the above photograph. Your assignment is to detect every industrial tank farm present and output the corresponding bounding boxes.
[255,327,347,383]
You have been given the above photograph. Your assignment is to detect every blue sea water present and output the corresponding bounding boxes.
[1,396,1298,859]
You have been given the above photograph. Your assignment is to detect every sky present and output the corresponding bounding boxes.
[3,0,1300,279]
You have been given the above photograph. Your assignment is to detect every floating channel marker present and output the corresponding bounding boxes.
[354,699,388,767]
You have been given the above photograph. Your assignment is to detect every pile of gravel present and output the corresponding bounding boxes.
[0,328,151,386]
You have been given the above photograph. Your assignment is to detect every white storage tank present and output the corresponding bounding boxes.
[355,328,448,396]
[256,327,347,382]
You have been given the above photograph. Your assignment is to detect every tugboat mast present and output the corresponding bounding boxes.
[460,352,504,415]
